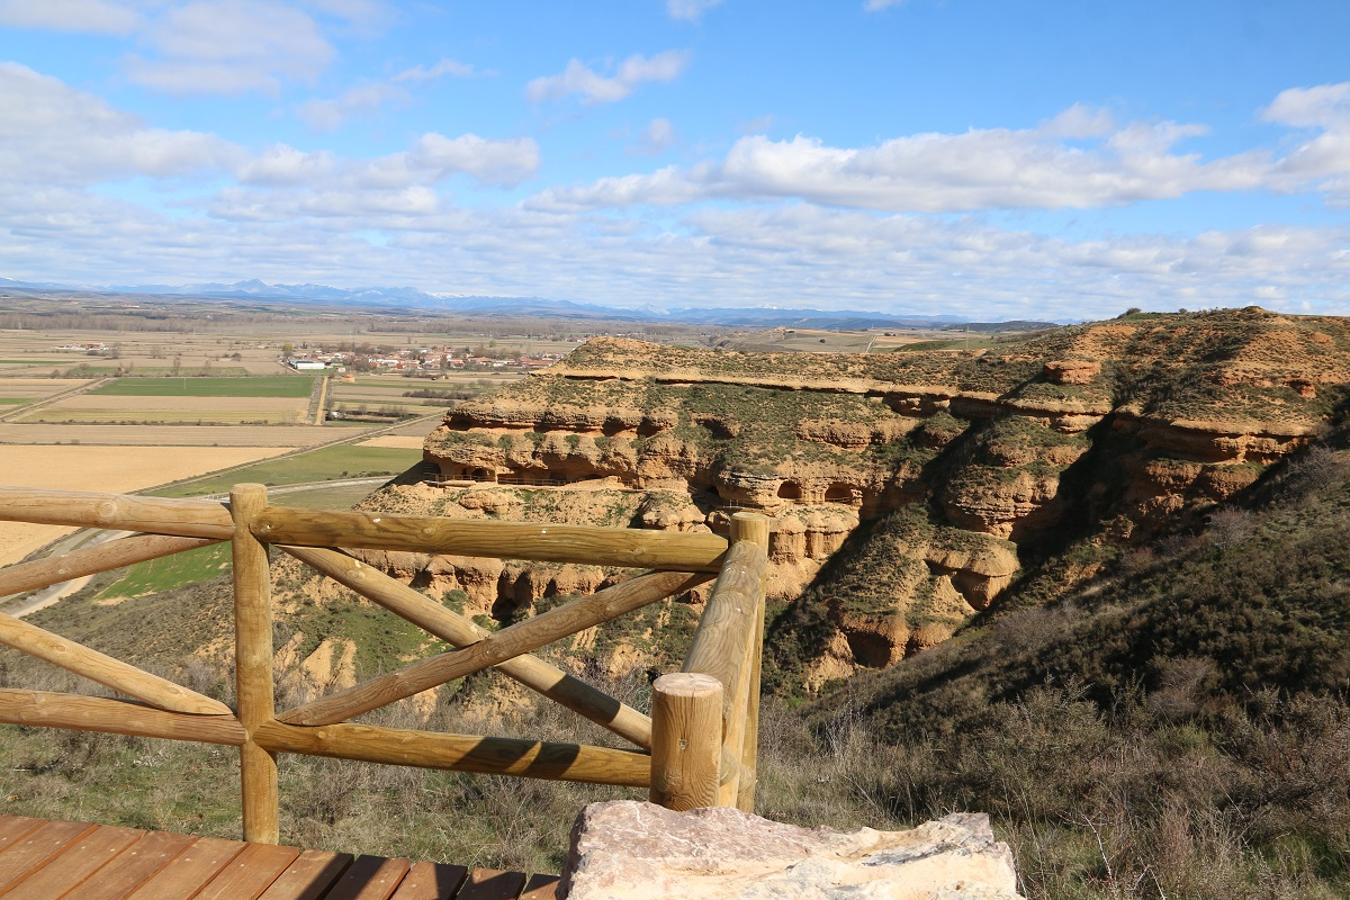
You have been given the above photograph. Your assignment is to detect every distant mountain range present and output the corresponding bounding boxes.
[0,276,1058,330]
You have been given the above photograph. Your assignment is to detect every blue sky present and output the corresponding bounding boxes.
[0,0,1347,319]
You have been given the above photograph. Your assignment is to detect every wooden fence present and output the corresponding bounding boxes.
[0,484,769,844]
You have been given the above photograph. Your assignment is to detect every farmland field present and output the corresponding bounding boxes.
[19,394,311,424]
[91,375,314,397]
[0,444,293,565]
[153,444,425,497]
[0,423,343,446]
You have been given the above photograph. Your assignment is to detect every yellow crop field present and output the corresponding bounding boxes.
[0,423,339,446]
[0,444,293,565]
[357,435,427,449]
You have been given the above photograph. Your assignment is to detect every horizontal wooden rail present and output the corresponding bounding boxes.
[0,612,231,715]
[0,689,246,745]
[279,568,711,727]
[0,487,233,539]
[281,545,655,748]
[254,720,652,787]
[0,534,219,599]
[257,506,728,572]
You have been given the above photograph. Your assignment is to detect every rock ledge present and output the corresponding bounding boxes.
[560,800,1023,899]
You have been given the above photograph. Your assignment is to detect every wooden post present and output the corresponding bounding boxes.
[649,673,722,811]
[731,512,769,813]
[231,484,278,844]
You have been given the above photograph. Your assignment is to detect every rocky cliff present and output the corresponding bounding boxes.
[353,308,1346,689]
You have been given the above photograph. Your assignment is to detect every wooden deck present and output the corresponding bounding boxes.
[0,815,559,899]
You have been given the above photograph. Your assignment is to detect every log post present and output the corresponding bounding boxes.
[730,512,769,813]
[649,673,722,810]
[230,484,278,844]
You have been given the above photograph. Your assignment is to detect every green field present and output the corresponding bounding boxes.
[0,397,27,405]
[91,376,311,397]
[96,542,231,600]
[155,445,424,497]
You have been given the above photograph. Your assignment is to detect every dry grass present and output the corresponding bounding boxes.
[357,435,427,449]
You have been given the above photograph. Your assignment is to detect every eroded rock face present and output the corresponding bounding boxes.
[561,801,1023,899]
[367,310,1346,685]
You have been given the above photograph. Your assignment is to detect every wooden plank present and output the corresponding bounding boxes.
[0,486,233,539]
[279,569,708,727]
[257,848,354,900]
[519,873,561,899]
[0,613,232,715]
[0,819,95,892]
[255,506,728,572]
[324,854,411,900]
[125,836,247,898]
[0,689,246,745]
[3,824,140,899]
[232,484,280,845]
[456,868,527,899]
[0,816,43,854]
[254,720,652,788]
[388,860,467,899]
[195,842,302,900]
[0,534,217,599]
[282,546,653,749]
[74,830,197,900]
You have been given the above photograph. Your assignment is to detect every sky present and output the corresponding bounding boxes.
[1,0,1348,320]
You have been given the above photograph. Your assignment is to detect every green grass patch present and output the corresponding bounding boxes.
[96,543,231,600]
[0,397,28,405]
[154,445,424,497]
[91,376,313,397]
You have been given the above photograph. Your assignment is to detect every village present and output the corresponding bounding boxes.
[283,342,564,376]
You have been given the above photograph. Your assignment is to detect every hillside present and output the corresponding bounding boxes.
[382,307,1348,689]
[791,417,1350,896]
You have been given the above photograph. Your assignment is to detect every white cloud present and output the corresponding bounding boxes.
[864,0,905,10]
[526,50,690,104]
[1262,82,1350,203]
[126,0,334,95]
[532,106,1272,212]
[1262,82,1350,129]
[0,61,241,184]
[636,117,677,154]
[298,82,403,131]
[393,57,479,82]
[300,0,388,28]
[667,0,722,22]
[0,0,139,34]
[236,145,337,185]
[217,132,539,221]
[299,57,483,131]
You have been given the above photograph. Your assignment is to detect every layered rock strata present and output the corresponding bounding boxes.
[351,309,1346,684]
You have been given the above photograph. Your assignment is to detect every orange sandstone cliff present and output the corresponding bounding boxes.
[353,308,1348,689]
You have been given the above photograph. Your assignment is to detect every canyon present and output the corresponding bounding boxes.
[334,308,1347,689]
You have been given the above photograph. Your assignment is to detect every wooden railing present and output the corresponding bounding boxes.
[0,484,769,844]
